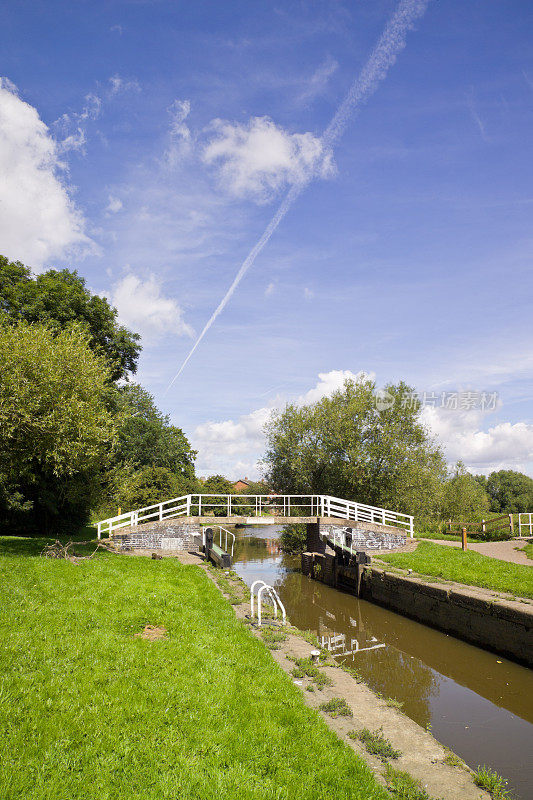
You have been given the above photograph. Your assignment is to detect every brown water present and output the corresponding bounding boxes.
[232,526,533,800]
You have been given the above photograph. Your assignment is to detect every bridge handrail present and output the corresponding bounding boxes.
[96,493,413,538]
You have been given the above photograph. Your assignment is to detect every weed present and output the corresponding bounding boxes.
[314,671,333,689]
[474,766,511,799]
[305,685,315,692]
[350,727,401,761]
[319,697,353,717]
[443,751,464,768]
[291,657,333,689]
[385,697,404,711]
[383,764,432,800]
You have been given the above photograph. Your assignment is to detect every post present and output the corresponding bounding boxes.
[97,522,101,540]
[509,514,514,535]
[461,527,467,551]
[482,519,486,533]
[204,527,214,563]
[409,516,414,538]
[159,503,163,521]
[186,495,191,517]
[448,519,451,533]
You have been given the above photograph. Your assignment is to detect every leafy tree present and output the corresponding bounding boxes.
[115,466,194,511]
[114,384,196,478]
[242,480,270,495]
[0,322,118,533]
[202,475,236,494]
[262,377,446,518]
[441,462,490,521]
[482,470,533,513]
[0,256,141,380]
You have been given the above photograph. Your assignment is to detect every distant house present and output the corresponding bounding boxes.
[233,477,250,492]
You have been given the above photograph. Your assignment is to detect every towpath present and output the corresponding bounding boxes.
[420,538,532,566]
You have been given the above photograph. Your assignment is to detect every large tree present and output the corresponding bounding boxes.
[0,256,141,380]
[0,322,118,533]
[441,462,490,521]
[480,470,533,513]
[114,384,196,478]
[262,377,446,518]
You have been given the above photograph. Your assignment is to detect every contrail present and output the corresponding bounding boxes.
[165,0,430,392]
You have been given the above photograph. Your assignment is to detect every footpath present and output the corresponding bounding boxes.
[420,538,532,566]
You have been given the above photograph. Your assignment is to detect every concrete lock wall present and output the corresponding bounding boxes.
[302,553,533,667]
[115,521,202,551]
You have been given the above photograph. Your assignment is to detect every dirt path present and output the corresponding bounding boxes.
[421,538,532,566]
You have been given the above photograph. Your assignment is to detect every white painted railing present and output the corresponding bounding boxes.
[202,525,235,557]
[96,493,414,538]
[517,513,533,538]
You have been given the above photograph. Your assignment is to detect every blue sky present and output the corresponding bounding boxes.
[1,0,533,478]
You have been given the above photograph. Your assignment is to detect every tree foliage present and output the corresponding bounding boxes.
[0,322,118,533]
[441,462,490,521]
[114,384,196,477]
[477,470,533,513]
[262,377,446,518]
[0,256,141,380]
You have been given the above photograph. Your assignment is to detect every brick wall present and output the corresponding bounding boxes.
[115,521,201,551]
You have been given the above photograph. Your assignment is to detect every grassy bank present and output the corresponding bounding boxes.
[378,541,533,599]
[0,540,387,800]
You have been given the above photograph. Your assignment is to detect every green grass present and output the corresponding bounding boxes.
[0,542,387,800]
[319,697,353,718]
[383,765,433,800]
[517,540,533,560]
[378,541,533,599]
[474,766,512,799]
[349,727,401,761]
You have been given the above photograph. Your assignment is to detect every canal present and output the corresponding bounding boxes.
[231,525,533,800]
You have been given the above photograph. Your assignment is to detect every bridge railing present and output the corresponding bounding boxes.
[96,493,413,538]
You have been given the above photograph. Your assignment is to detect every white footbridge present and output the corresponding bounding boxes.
[96,494,414,539]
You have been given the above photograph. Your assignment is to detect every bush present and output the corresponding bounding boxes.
[280,523,307,553]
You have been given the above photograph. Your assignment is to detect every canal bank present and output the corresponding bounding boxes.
[301,551,533,666]
[231,525,533,800]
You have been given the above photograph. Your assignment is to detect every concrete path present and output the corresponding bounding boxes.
[420,538,532,566]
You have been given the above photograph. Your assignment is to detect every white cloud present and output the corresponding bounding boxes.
[109,74,141,95]
[110,273,194,343]
[297,369,372,405]
[298,56,338,105]
[303,286,314,300]
[165,99,192,166]
[421,405,533,474]
[265,282,275,297]
[106,195,123,214]
[0,78,91,269]
[202,115,335,203]
[193,406,271,478]
[54,92,102,153]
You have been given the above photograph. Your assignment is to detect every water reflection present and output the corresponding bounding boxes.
[232,526,533,800]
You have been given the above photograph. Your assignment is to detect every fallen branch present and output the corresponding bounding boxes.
[41,539,117,564]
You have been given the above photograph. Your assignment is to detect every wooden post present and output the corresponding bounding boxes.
[461,527,467,551]
[509,514,514,535]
